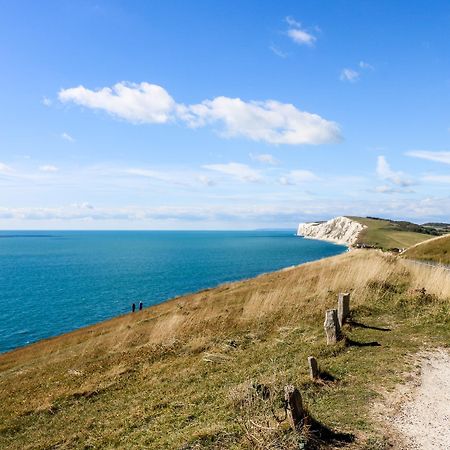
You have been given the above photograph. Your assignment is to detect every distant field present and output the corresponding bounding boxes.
[402,234,450,265]
[350,217,435,250]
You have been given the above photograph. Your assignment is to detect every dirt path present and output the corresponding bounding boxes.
[391,349,450,449]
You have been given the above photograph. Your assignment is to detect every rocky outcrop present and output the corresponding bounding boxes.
[297,216,365,246]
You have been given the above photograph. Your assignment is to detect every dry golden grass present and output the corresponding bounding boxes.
[0,250,449,449]
[402,234,450,265]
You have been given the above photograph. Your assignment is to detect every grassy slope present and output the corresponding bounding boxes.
[0,251,449,449]
[350,217,434,249]
[402,234,450,265]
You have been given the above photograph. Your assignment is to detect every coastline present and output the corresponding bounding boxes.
[1,239,347,356]
[2,248,449,449]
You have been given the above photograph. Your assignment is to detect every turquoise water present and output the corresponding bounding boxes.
[0,230,346,353]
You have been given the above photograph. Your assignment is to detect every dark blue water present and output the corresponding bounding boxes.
[0,230,346,353]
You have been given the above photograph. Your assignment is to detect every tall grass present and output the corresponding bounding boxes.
[0,250,449,449]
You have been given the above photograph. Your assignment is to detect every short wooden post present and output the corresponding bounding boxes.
[337,292,350,326]
[284,385,304,430]
[324,309,340,344]
[308,356,319,380]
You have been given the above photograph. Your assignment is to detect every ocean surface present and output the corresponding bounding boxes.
[0,230,346,353]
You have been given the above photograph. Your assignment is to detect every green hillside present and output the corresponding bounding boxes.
[402,234,450,265]
[0,251,449,449]
[350,217,437,250]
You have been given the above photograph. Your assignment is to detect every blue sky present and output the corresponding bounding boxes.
[1,0,450,229]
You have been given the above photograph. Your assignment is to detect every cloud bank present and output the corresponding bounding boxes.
[58,82,341,145]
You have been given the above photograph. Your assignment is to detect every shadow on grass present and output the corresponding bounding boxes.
[317,369,336,382]
[344,336,381,347]
[305,415,354,448]
[348,320,391,332]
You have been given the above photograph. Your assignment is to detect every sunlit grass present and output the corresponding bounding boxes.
[0,250,449,449]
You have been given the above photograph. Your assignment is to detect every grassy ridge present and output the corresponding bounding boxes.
[0,251,449,449]
[350,217,436,250]
[402,234,450,265]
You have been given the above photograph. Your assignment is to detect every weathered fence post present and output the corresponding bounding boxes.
[337,292,350,326]
[308,356,319,380]
[284,385,304,430]
[324,309,340,344]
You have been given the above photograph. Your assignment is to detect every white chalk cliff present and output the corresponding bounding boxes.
[297,216,366,246]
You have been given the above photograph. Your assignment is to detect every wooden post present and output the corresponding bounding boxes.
[324,309,340,344]
[337,292,350,326]
[308,356,319,380]
[284,385,304,430]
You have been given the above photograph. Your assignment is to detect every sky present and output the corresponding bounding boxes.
[1,0,450,229]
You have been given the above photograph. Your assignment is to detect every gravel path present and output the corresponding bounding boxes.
[392,349,450,449]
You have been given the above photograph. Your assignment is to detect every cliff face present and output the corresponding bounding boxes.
[297,216,365,246]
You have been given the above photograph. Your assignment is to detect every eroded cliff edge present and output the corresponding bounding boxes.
[297,216,366,246]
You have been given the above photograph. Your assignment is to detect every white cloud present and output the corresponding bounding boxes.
[285,16,316,46]
[183,97,341,145]
[406,150,450,165]
[279,169,319,185]
[59,82,175,124]
[39,165,59,173]
[61,132,75,142]
[376,156,414,187]
[59,82,341,146]
[249,153,279,165]
[340,68,360,82]
[203,162,262,182]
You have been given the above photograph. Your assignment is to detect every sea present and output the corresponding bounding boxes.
[0,230,346,353]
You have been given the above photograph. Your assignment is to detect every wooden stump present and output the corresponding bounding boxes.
[337,292,350,326]
[324,309,340,344]
[284,385,304,430]
[308,356,319,380]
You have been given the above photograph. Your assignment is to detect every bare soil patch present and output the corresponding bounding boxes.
[389,349,450,449]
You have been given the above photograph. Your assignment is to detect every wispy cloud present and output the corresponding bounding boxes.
[374,185,414,194]
[340,61,373,83]
[376,155,414,187]
[42,97,52,107]
[406,150,450,165]
[203,162,262,182]
[422,175,450,184]
[59,82,342,145]
[340,68,360,82]
[359,61,374,70]
[61,132,75,142]
[269,44,288,58]
[279,169,319,185]
[285,16,317,46]
[0,162,14,175]
[249,153,279,165]
[39,165,59,173]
